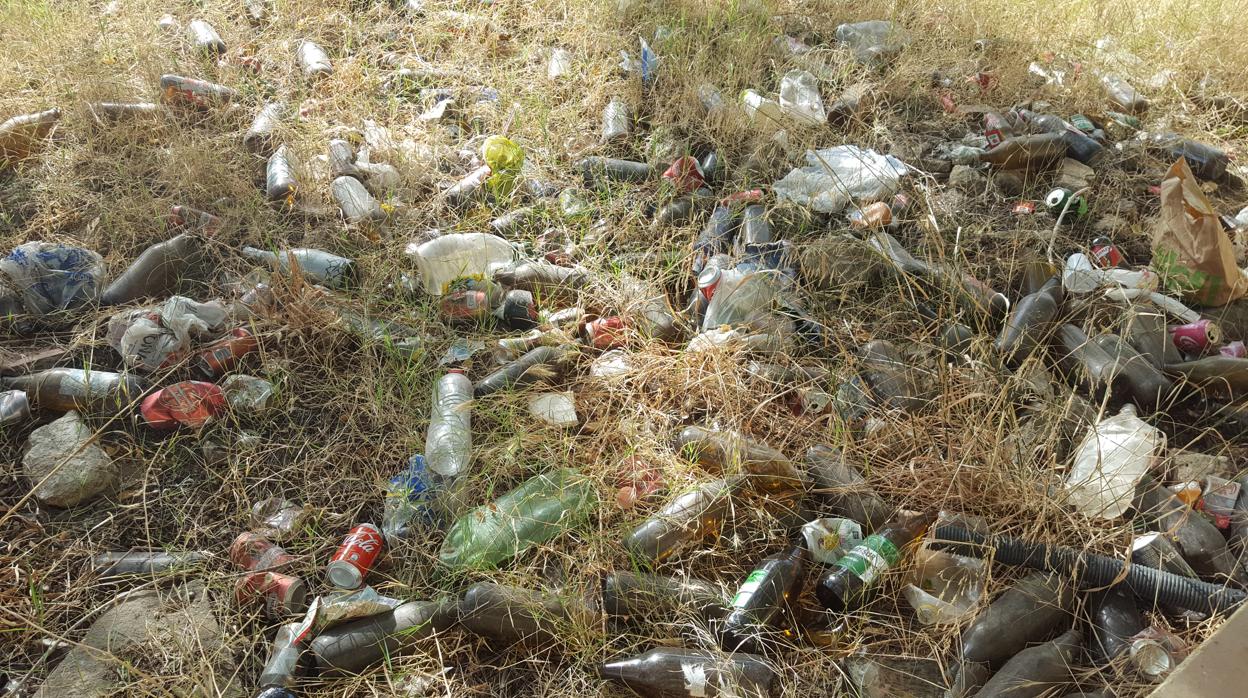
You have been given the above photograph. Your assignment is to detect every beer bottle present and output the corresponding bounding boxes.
[601,571,727,622]
[577,156,654,186]
[458,582,596,646]
[240,246,358,289]
[814,511,935,612]
[100,233,206,306]
[2,368,147,413]
[0,109,61,164]
[92,551,206,578]
[244,102,284,154]
[1090,333,1174,409]
[624,477,742,563]
[1053,323,1116,390]
[1087,588,1144,664]
[186,19,225,58]
[310,599,457,674]
[995,277,1063,365]
[718,546,805,653]
[978,132,1067,170]
[674,426,806,493]
[296,40,333,80]
[87,102,160,123]
[973,628,1082,697]
[0,389,31,427]
[858,340,922,412]
[599,647,777,698]
[959,572,1074,666]
[1164,355,1248,396]
[472,344,575,398]
[331,176,385,224]
[327,139,359,180]
[803,445,890,531]
[1135,480,1244,583]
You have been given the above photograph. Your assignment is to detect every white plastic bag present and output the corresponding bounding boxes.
[1065,404,1163,519]
[903,549,986,625]
[778,70,826,126]
[773,145,908,214]
[528,392,578,427]
[106,296,228,371]
[0,242,105,315]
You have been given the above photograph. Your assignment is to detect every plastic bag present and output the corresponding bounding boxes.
[834,20,909,67]
[405,232,518,296]
[528,392,578,427]
[773,145,908,214]
[778,70,826,126]
[482,135,524,200]
[250,497,310,538]
[222,374,274,411]
[313,586,402,633]
[106,296,229,371]
[802,517,863,564]
[1065,403,1164,519]
[902,548,985,625]
[0,242,105,315]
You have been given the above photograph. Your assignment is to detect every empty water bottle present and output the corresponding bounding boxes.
[426,369,472,479]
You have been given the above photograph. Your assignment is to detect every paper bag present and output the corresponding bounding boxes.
[1151,158,1248,307]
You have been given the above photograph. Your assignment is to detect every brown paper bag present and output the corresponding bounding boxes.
[1151,158,1248,307]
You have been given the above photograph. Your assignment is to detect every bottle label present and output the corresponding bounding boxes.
[730,569,768,608]
[681,662,709,697]
[835,534,901,586]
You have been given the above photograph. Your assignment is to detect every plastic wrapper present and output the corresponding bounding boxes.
[902,548,985,625]
[313,586,403,633]
[0,242,105,316]
[773,145,908,214]
[250,497,310,538]
[547,48,572,80]
[778,70,826,126]
[107,296,228,371]
[1065,404,1163,519]
[439,338,486,365]
[222,374,274,412]
[802,517,863,564]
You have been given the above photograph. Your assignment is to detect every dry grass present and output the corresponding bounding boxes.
[3,0,1248,696]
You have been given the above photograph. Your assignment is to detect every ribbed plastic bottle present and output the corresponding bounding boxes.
[426,370,472,479]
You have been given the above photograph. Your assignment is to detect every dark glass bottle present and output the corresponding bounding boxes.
[815,512,934,612]
[2,368,147,413]
[100,233,205,306]
[599,647,777,698]
[718,546,805,653]
[310,599,457,674]
[973,628,1082,697]
[457,582,594,647]
[959,572,1074,666]
[803,445,890,531]
[624,477,741,563]
[995,277,1063,365]
[1087,588,1144,664]
[602,571,727,622]
[472,344,575,398]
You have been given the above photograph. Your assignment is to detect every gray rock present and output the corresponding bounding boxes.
[23,411,118,508]
[1170,450,1237,483]
[949,165,988,194]
[35,584,241,698]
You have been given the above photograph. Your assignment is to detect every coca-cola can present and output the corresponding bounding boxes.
[236,570,307,618]
[697,266,722,300]
[195,328,259,378]
[1012,201,1037,215]
[583,316,627,350]
[231,531,298,571]
[326,523,384,589]
[1170,319,1220,355]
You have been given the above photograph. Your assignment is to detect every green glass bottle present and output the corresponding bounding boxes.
[439,469,595,570]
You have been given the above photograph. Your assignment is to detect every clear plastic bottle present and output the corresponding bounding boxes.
[426,370,472,479]
[241,246,358,289]
[702,269,783,331]
[405,232,517,296]
[296,40,333,80]
[187,19,225,57]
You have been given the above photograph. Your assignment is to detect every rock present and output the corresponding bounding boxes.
[22,411,118,508]
[990,170,1026,197]
[1170,450,1237,482]
[1092,214,1130,236]
[948,165,987,194]
[35,584,241,698]
[1054,157,1095,191]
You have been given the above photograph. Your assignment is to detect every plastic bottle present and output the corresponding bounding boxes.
[426,370,472,478]
[405,232,516,296]
[492,260,591,293]
[241,246,358,289]
[296,40,333,79]
[1102,74,1148,113]
[257,622,307,688]
[600,647,777,697]
[459,582,596,646]
[702,269,783,331]
[974,629,1082,697]
[159,75,236,108]
[310,599,457,674]
[99,233,205,306]
[718,546,805,653]
[1065,403,1162,519]
[1087,588,1145,664]
[331,176,385,224]
[624,477,741,563]
[601,98,631,143]
[168,205,220,234]
[996,277,1063,365]
[577,156,654,185]
[0,109,61,164]
[815,511,935,612]
[958,572,1074,666]
[244,102,284,154]
[381,454,439,543]
[601,571,727,622]
[92,551,207,578]
[2,368,147,413]
[803,445,891,530]
[186,19,225,57]
[472,344,573,398]
[738,205,771,246]
[439,468,595,569]
[693,206,738,274]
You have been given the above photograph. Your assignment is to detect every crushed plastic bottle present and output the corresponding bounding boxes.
[381,454,439,543]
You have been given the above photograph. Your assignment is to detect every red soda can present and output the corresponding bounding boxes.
[140,380,226,430]
[583,316,627,350]
[1170,319,1220,355]
[169,205,222,235]
[441,290,490,321]
[983,112,1012,149]
[661,156,705,195]
[326,523,384,589]
[235,570,308,618]
[1089,237,1124,268]
[1220,341,1247,358]
[697,266,722,301]
[230,531,299,571]
[195,328,259,378]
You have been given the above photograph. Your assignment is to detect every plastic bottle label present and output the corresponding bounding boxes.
[730,569,768,608]
[835,534,900,585]
[680,662,709,697]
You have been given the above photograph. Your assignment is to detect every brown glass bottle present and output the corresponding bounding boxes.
[1087,587,1144,664]
[100,233,205,306]
[959,572,1074,666]
[602,571,727,621]
[996,277,1063,365]
[599,647,777,698]
[814,512,934,612]
[2,368,147,413]
[623,477,741,563]
[1135,481,1244,583]
[1053,323,1116,389]
[0,109,61,164]
[974,628,1082,697]
[803,445,890,531]
[1090,333,1174,409]
[718,546,805,653]
[458,582,595,647]
[675,426,805,492]
[310,598,457,674]
[858,340,922,412]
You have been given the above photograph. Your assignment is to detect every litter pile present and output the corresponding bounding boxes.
[4,2,1248,698]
